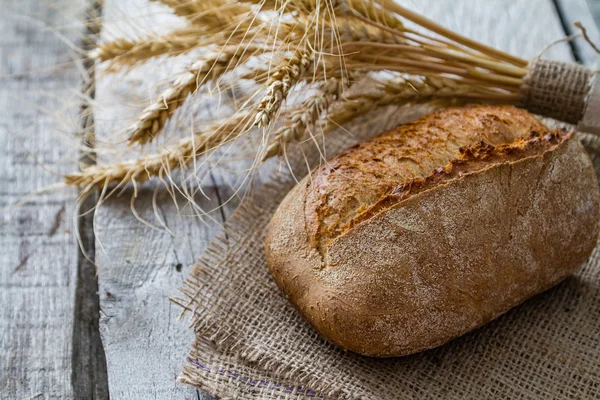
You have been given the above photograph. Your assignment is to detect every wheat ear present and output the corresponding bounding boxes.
[129,45,262,145]
[66,112,253,193]
[152,0,253,31]
[343,0,404,29]
[328,76,516,128]
[262,76,516,161]
[91,28,206,67]
[263,77,344,159]
[254,48,313,128]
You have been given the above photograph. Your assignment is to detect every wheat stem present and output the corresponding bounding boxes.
[372,0,527,67]
[348,57,523,88]
[343,42,527,78]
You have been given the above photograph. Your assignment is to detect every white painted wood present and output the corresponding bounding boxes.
[95,192,219,400]
[93,1,578,399]
[587,0,600,29]
[0,1,101,399]
[90,2,224,398]
[555,0,600,66]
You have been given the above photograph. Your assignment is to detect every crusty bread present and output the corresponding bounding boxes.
[265,105,600,357]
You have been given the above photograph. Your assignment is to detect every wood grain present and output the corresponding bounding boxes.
[92,4,220,398]
[95,191,221,400]
[554,0,600,66]
[91,0,580,399]
[0,1,106,399]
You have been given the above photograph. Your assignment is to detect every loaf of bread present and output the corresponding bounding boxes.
[265,105,600,357]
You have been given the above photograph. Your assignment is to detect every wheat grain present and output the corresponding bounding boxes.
[254,48,313,128]
[66,112,253,192]
[91,27,209,67]
[129,45,263,144]
[152,0,253,31]
[263,77,344,159]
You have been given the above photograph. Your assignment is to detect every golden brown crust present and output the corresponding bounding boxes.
[305,105,552,250]
[265,105,600,357]
[343,129,571,238]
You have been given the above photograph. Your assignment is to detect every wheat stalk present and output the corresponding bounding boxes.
[66,112,253,193]
[254,48,313,128]
[67,0,534,192]
[128,45,263,144]
[263,77,345,159]
[371,0,526,66]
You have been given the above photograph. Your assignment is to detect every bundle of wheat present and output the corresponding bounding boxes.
[66,0,541,195]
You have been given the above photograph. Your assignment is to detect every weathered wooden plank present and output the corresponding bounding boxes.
[95,192,220,400]
[554,0,600,66]
[587,0,600,30]
[0,1,106,399]
[71,3,110,400]
[90,1,222,398]
[94,0,577,399]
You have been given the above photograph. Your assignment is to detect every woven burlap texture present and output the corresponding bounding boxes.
[519,59,595,124]
[173,101,600,399]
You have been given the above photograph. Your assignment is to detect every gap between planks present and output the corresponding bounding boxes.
[71,1,109,399]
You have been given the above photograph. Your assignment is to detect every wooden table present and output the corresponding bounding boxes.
[1,1,598,399]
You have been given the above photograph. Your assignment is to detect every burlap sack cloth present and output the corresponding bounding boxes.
[174,60,600,399]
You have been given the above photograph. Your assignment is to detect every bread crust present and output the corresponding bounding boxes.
[265,106,600,357]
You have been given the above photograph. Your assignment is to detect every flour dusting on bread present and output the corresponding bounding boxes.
[265,105,600,357]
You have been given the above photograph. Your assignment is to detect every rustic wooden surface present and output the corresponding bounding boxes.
[0,1,108,399]
[91,1,579,400]
[0,0,597,399]
[555,0,600,66]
